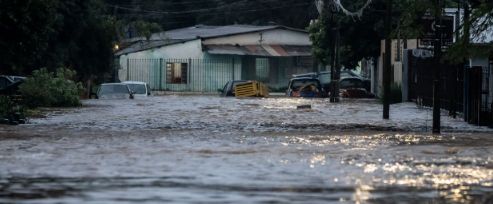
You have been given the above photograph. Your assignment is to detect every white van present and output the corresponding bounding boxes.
[122,81,151,97]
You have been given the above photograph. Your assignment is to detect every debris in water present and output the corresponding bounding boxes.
[297,105,312,110]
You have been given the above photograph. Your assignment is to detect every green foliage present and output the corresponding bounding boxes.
[0,96,26,124]
[0,0,117,81]
[390,83,402,104]
[133,20,162,40]
[399,0,493,62]
[308,8,333,66]
[378,83,402,104]
[19,68,83,108]
[0,96,9,119]
[308,0,388,68]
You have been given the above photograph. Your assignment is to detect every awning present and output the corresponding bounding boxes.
[204,44,312,57]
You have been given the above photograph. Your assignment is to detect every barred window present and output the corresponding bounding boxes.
[166,63,188,84]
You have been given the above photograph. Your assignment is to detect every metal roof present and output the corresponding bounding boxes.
[124,25,307,43]
[204,44,312,57]
[115,39,186,56]
[116,24,310,56]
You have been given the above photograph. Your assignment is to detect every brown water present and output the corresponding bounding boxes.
[0,96,492,203]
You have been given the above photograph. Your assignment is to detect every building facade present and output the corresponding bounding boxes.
[115,25,315,92]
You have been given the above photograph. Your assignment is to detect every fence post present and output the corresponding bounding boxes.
[232,57,235,80]
[188,58,192,91]
[126,58,130,81]
[159,58,163,90]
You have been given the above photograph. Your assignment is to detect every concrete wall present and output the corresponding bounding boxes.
[118,39,203,82]
[374,39,418,97]
[203,29,311,45]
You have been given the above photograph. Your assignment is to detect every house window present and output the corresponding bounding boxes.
[166,62,188,84]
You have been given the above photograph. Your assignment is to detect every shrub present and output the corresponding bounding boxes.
[389,83,402,104]
[0,96,25,124]
[379,83,402,104]
[19,68,83,108]
[0,96,9,119]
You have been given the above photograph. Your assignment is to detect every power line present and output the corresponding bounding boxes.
[105,2,312,16]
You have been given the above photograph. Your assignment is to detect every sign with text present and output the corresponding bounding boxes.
[419,15,454,47]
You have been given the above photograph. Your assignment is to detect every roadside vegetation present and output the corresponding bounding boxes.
[19,68,83,108]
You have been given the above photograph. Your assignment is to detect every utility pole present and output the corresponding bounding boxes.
[328,0,340,103]
[432,0,443,134]
[450,1,461,118]
[383,0,392,119]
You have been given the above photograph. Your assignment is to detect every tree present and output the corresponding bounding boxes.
[398,0,493,62]
[0,0,59,74]
[0,0,117,83]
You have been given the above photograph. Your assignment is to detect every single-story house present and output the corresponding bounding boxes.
[115,24,315,92]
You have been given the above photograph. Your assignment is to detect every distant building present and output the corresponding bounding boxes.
[114,25,315,92]
[371,8,492,126]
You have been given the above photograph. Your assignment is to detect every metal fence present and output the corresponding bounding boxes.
[120,57,314,93]
[122,58,242,92]
[407,53,464,113]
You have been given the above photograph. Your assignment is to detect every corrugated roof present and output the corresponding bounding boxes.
[115,39,186,56]
[117,24,310,56]
[125,24,307,43]
[204,44,312,57]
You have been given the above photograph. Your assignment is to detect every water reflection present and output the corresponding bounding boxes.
[0,96,492,203]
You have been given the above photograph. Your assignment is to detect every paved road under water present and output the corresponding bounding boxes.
[0,96,492,203]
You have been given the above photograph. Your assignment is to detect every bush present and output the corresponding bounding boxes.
[19,68,83,108]
[389,83,402,104]
[0,96,9,119]
[379,83,402,104]
[0,96,25,124]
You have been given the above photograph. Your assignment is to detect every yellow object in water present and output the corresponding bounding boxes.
[235,81,269,97]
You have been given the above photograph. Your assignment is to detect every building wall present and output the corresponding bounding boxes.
[118,39,203,84]
[117,29,313,92]
[374,39,418,97]
[203,29,311,45]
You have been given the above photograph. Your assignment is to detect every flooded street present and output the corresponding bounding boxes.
[0,96,492,203]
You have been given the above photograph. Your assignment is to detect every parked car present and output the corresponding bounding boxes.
[286,77,325,98]
[339,77,374,98]
[293,70,371,92]
[218,80,250,97]
[122,81,151,97]
[97,83,134,99]
[0,75,26,95]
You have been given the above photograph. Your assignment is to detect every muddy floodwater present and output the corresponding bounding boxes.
[0,96,492,203]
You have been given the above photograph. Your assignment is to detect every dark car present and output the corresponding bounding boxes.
[339,77,374,98]
[218,80,250,97]
[0,75,26,95]
[293,70,371,93]
[286,77,325,98]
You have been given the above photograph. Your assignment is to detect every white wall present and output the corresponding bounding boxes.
[118,39,203,81]
[373,39,418,97]
[203,29,311,45]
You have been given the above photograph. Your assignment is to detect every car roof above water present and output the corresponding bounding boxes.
[122,81,147,85]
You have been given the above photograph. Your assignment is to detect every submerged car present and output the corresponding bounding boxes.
[286,77,324,98]
[339,77,374,98]
[97,83,134,99]
[218,80,250,97]
[122,81,151,97]
[293,70,371,92]
[0,75,26,95]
